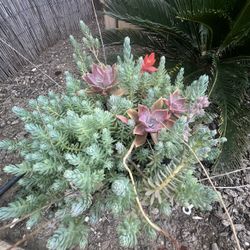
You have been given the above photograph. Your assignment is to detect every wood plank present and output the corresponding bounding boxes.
[104,15,117,29]
[118,20,137,29]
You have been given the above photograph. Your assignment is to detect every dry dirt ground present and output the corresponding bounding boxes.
[0,22,250,250]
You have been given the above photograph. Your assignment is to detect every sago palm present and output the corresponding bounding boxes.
[103,0,250,170]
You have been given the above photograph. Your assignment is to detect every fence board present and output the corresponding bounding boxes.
[99,0,135,30]
[0,0,94,82]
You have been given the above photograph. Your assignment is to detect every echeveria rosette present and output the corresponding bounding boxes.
[141,53,158,73]
[190,96,210,118]
[164,90,186,118]
[184,96,210,141]
[117,98,172,147]
[83,64,117,95]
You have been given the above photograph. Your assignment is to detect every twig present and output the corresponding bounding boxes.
[0,37,62,88]
[0,202,51,232]
[128,159,147,178]
[183,143,241,250]
[200,166,250,181]
[0,213,32,232]
[215,184,250,189]
[123,140,180,250]
[0,192,74,231]
[91,0,107,64]
[90,46,102,65]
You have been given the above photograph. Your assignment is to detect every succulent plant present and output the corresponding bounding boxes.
[164,90,186,118]
[190,96,210,118]
[141,52,157,73]
[117,98,172,147]
[0,24,227,250]
[83,64,117,94]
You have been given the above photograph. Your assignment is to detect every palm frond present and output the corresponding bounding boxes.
[210,60,250,170]
[219,0,250,52]
[105,0,175,26]
[171,0,234,11]
[216,105,250,170]
[104,15,193,46]
[174,0,232,48]
[104,0,200,60]
[221,55,250,66]
[103,28,197,64]
[103,29,161,48]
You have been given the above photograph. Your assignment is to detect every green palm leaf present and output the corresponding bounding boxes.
[105,0,175,26]
[103,28,197,65]
[220,0,250,52]
[210,60,250,169]
[104,0,200,60]
[173,0,232,48]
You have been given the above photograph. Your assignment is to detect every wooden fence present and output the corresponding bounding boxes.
[100,0,135,29]
[0,0,94,82]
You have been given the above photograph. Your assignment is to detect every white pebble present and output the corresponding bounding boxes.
[192,216,203,220]
[10,218,19,228]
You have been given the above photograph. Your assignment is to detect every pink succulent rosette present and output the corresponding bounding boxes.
[164,90,186,117]
[83,64,117,94]
[117,98,173,147]
[188,96,210,120]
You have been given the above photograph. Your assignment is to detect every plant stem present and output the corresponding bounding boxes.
[183,142,241,250]
[128,159,147,178]
[0,37,61,88]
[199,166,250,181]
[123,140,180,250]
[7,221,48,250]
[91,0,107,64]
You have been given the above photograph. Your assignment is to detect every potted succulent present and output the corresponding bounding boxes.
[0,21,225,250]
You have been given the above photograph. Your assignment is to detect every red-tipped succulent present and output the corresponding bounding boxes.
[83,64,117,94]
[141,52,158,73]
[117,98,172,147]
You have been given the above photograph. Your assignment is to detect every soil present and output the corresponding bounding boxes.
[0,20,250,250]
